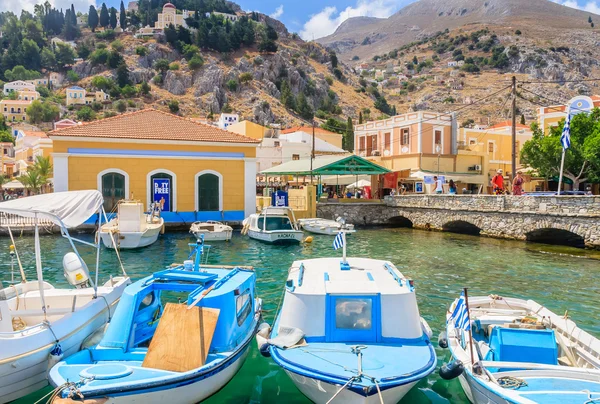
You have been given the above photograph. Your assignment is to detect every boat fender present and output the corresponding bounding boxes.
[438,331,448,349]
[439,360,464,380]
[304,236,313,243]
[47,344,63,373]
[259,343,272,358]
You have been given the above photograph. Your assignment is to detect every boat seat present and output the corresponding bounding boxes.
[488,327,558,365]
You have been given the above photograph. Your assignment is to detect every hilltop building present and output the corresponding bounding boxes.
[16,90,40,102]
[154,3,193,29]
[3,81,36,95]
[1,100,32,122]
[207,11,239,22]
[14,130,52,174]
[66,86,110,106]
[48,109,260,223]
[217,113,239,129]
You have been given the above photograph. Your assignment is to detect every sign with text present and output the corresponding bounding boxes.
[424,175,445,185]
[153,178,171,211]
[271,190,288,207]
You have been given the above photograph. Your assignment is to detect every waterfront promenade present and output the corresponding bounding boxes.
[318,195,600,248]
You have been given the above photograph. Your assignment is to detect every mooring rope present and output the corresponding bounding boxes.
[497,376,528,389]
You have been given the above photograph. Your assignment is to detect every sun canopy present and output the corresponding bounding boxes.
[260,155,390,176]
[347,179,371,189]
[0,190,104,228]
[2,180,24,189]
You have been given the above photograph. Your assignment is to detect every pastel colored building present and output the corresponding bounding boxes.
[155,3,190,29]
[537,95,600,135]
[14,130,52,173]
[1,142,15,177]
[66,87,110,106]
[281,126,343,149]
[54,119,80,130]
[17,90,40,101]
[227,120,272,140]
[1,100,32,122]
[217,113,239,129]
[48,109,260,223]
[3,80,36,95]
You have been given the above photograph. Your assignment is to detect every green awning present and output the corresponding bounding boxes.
[550,176,573,185]
[260,155,390,176]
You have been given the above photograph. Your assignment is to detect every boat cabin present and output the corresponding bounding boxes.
[276,257,424,343]
[249,207,298,232]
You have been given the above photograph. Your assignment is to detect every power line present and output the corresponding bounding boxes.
[519,77,600,85]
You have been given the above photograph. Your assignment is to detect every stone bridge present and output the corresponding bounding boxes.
[316,195,600,249]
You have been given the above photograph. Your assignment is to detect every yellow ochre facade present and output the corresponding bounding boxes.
[49,109,259,223]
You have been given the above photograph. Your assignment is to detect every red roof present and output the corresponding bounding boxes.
[21,131,48,138]
[488,120,529,130]
[281,126,341,136]
[163,2,176,8]
[48,109,260,144]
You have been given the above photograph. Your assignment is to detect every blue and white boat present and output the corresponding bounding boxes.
[257,228,436,403]
[442,294,600,404]
[48,240,261,404]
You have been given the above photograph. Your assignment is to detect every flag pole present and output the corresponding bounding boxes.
[557,108,571,196]
[463,287,476,367]
[557,148,566,196]
[342,229,347,265]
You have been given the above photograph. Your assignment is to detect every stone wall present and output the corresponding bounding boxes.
[317,195,600,248]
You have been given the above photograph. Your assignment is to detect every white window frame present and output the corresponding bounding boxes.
[96,168,130,201]
[194,169,223,212]
[146,168,178,211]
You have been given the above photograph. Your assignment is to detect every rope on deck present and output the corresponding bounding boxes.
[497,376,528,389]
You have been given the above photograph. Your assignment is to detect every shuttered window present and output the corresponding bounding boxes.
[102,172,126,212]
[197,173,219,211]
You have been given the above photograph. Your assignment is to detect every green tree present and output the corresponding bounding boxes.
[19,170,45,195]
[135,46,148,56]
[77,106,96,121]
[226,79,238,91]
[21,39,41,70]
[109,8,118,29]
[154,58,170,73]
[520,114,526,125]
[26,100,45,124]
[4,66,40,81]
[239,72,253,84]
[296,92,313,121]
[344,117,354,151]
[120,84,137,98]
[40,47,56,71]
[521,112,600,190]
[168,100,179,113]
[100,3,109,28]
[67,70,79,82]
[119,0,127,30]
[280,80,295,110]
[116,62,131,87]
[188,56,204,70]
[55,43,76,69]
[359,111,363,124]
[32,155,52,192]
[88,5,99,32]
[139,81,151,95]
[329,52,338,69]
[115,99,127,112]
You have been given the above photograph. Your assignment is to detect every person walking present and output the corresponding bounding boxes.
[448,179,457,195]
[491,169,505,195]
[512,171,524,196]
[433,176,444,194]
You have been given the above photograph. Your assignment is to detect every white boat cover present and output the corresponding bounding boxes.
[0,190,104,228]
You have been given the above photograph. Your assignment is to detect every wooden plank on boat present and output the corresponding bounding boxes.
[169,263,254,270]
[142,303,220,372]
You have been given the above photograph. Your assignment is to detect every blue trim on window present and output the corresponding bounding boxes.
[384,263,403,286]
[67,148,245,158]
[366,272,374,281]
[325,294,381,343]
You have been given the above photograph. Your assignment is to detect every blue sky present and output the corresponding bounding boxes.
[7,0,600,40]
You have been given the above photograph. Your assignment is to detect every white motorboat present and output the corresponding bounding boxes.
[257,228,436,403]
[297,218,356,235]
[242,207,303,244]
[99,201,164,249]
[190,221,233,241]
[441,293,600,404]
[0,190,130,403]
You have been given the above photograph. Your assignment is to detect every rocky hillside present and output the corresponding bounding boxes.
[319,0,600,61]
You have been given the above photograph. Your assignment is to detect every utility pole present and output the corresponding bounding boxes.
[511,76,517,183]
[311,120,315,184]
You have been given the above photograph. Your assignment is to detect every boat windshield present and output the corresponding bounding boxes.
[258,216,293,231]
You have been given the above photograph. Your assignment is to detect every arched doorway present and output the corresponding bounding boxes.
[442,220,482,236]
[526,228,585,249]
[101,172,126,212]
[196,172,220,211]
[149,172,174,211]
[388,216,413,228]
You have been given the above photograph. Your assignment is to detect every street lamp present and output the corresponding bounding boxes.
[435,144,441,176]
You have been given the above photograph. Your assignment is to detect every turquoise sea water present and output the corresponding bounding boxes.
[4,228,599,404]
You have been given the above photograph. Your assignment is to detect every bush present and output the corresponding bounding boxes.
[103,111,117,118]
[67,70,79,82]
[96,43,107,49]
[111,40,124,52]
[188,55,204,70]
[135,46,148,56]
[96,29,115,40]
[182,44,200,60]
[89,48,110,65]
[128,100,136,107]
[226,79,238,91]
[120,85,138,98]
[139,81,151,95]
[325,76,333,85]
[253,56,263,66]
[76,106,96,121]
[91,76,113,90]
[352,55,359,61]
[115,100,127,112]
[239,72,253,83]
[168,62,180,71]
[168,100,179,113]
[152,74,162,85]
[333,68,343,80]
[221,103,232,113]
[91,101,103,112]
[461,63,480,73]
[515,30,522,35]
[36,86,51,98]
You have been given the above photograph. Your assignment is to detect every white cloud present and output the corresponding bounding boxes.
[270,5,284,19]
[0,0,95,16]
[552,0,600,14]
[299,0,398,40]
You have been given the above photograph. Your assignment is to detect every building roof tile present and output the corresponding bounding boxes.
[488,120,530,130]
[281,126,342,136]
[48,109,260,143]
[21,131,48,138]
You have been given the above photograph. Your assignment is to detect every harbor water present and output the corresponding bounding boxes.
[4,228,599,404]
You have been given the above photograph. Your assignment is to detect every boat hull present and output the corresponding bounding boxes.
[191,230,233,242]
[100,224,162,249]
[285,370,416,404]
[0,280,129,404]
[248,229,303,244]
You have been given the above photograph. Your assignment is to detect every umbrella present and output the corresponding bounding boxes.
[2,180,25,189]
[347,179,371,189]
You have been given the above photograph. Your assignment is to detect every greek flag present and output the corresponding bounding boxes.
[449,292,471,331]
[333,231,344,250]
[561,113,571,150]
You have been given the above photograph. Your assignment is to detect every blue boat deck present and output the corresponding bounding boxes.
[272,341,436,388]
[507,377,600,403]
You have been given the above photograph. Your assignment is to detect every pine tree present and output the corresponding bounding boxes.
[119,0,127,30]
[344,117,354,151]
[100,3,109,28]
[280,80,295,110]
[520,114,526,125]
[116,62,131,87]
[70,4,77,25]
[296,92,313,121]
[110,7,118,29]
[359,111,363,124]
[88,6,98,32]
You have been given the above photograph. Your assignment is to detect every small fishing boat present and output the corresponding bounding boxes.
[190,220,233,241]
[297,218,356,236]
[257,226,436,403]
[0,190,130,404]
[49,240,261,403]
[242,206,303,244]
[441,293,600,404]
[99,201,164,249]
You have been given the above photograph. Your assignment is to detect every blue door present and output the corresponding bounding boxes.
[326,294,380,342]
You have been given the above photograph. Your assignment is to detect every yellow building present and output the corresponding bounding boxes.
[155,3,190,29]
[1,99,31,122]
[14,130,52,174]
[227,120,270,140]
[17,90,40,101]
[66,86,109,106]
[459,120,533,179]
[537,95,600,135]
[48,109,260,223]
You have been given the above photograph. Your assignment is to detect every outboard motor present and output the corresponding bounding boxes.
[63,252,91,289]
[438,331,448,349]
[439,360,464,380]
